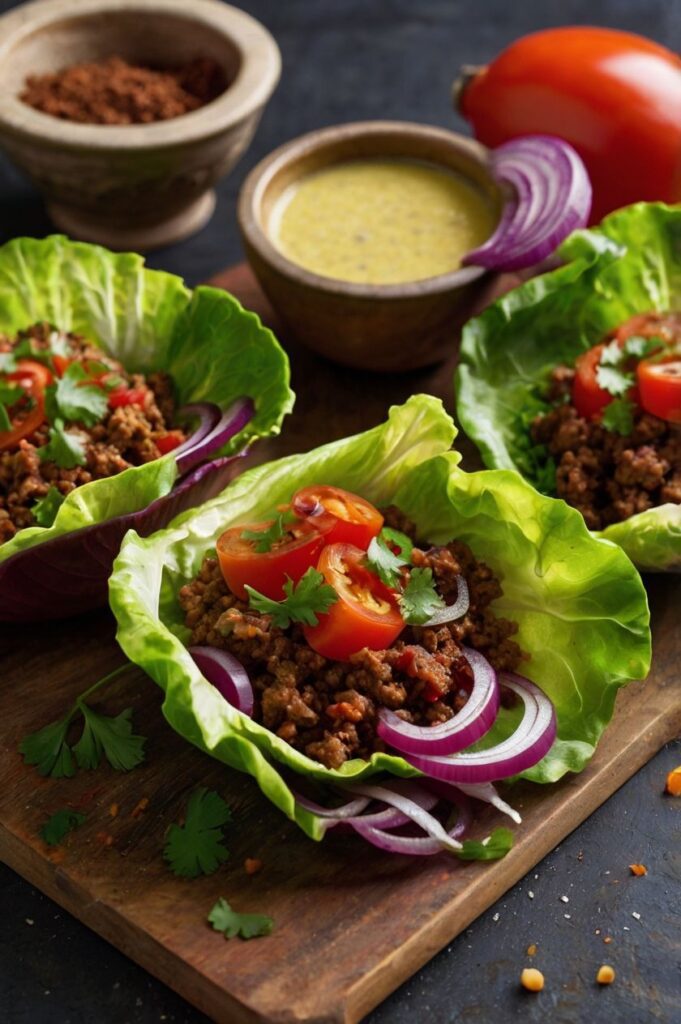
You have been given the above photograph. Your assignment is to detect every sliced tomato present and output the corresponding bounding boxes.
[217,518,325,601]
[7,359,54,391]
[108,386,147,408]
[291,485,384,549]
[52,354,71,378]
[571,343,614,420]
[156,431,185,455]
[637,355,681,423]
[303,543,404,661]
[0,389,46,451]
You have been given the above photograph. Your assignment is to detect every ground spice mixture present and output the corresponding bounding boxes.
[21,55,227,125]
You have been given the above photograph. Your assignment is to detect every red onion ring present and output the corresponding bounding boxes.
[429,778,521,825]
[293,793,371,821]
[176,397,255,475]
[463,135,592,271]
[421,576,469,627]
[348,783,463,851]
[189,645,254,717]
[377,646,499,756]
[350,787,472,856]
[172,402,221,460]
[403,672,556,783]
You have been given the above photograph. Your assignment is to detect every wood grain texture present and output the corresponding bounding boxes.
[1,264,679,1024]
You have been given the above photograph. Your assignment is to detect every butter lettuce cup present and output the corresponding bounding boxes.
[456,202,681,572]
[110,396,650,849]
[0,235,293,621]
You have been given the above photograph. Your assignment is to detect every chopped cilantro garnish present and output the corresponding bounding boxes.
[240,510,298,553]
[246,568,338,628]
[596,334,662,401]
[164,788,232,878]
[208,897,273,940]
[37,419,87,468]
[399,567,445,626]
[379,526,414,561]
[40,809,86,847]
[19,665,145,779]
[622,335,662,360]
[0,380,22,406]
[456,827,514,861]
[601,397,635,435]
[595,363,632,397]
[47,362,108,427]
[32,486,65,527]
[365,533,408,589]
[0,351,17,373]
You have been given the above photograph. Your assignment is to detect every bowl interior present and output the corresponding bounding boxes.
[0,9,240,100]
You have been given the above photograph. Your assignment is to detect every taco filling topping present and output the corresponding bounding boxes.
[530,312,681,529]
[179,486,553,777]
[0,322,187,544]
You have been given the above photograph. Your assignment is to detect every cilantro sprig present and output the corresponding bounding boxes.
[164,788,232,878]
[399,567,446,626]
[37,419,87,468]
[240,510,298,554]
[364,533,409,588]
[208,897,273,940]
[456,827,514,861]
[246,567,338,628]
[0,380,24,432]
[595,335,662,436]
[45,362,109,427]
[32,485,65,527]
[19,665,146,778]
[40,809,86,847]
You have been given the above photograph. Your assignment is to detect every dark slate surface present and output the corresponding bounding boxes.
[1,1,680,1022]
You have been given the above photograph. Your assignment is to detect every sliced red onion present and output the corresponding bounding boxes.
[403,672,556,784]
[430,778,522,825]
[463,135,592,271]
[350,786,472,856]
[377,646,498,756]
[176,397,255,475]
[348,783,463,852]
[293,792,370,821]
[172,402,222,459]
[189,645,254,717]
[421,576,469,627]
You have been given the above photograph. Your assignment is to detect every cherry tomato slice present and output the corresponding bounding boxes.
[0,385,46,451]
[303,543,404,661]
[291,485,384,549]
[108,386,147,408]
[571,343,614,420]
[637,356,681,423]
[156,431,185,455]
[7,359,54,391]
[52,354,71,378]
[217,518,325,601]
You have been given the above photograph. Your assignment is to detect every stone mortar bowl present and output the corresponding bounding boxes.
[238,121,503,372]
[0,0,281,250]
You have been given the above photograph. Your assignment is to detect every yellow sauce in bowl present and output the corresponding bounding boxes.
[269,158,495,285]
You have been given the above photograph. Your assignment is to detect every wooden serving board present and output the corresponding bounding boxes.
[1,264,680,1024]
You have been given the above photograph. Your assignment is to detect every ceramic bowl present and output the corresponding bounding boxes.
[237,121,502,372]
[0,0,280,250]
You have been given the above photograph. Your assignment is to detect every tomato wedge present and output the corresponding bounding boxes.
[637,356,681,423]
[571,343,616,420]
[291,485,384,549]
[108,386,147,408]
[156,431,185,455]
[8,359,54,391]
[217,518,325,601]
[0,360,50,451]
[303,543,404,661]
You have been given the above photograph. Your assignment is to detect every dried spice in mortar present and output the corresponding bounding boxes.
[20,56,227,125]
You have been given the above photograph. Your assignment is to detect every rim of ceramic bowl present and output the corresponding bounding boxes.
[238,120,497,301]
[0,0,281,149]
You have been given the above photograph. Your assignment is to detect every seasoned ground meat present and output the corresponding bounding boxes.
[531,365,681,530]
[0,323,185,543]
[179,510,524,769]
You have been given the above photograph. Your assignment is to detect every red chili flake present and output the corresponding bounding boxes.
[245,858,263,876]
[326,702,362,723]
[109,803,119,819]
[130,797,149,820]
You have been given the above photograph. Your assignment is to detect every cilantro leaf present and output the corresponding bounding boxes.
[622,335,662,360]
[595,363,632,397]
[0,380,22,406]
[164,788,232,878]
[47,363,108,427]
[365,534,408,588]
[32,486,65,527]
[0,351,17,373]
[601,397,635,436]
[456,827,514,861]
[399,567,445,626]
[40,809,86,847]
[73,704,146,772]
[19,715,76,778]
[37,419,87,468]
[246,568,338,628]
[208,897,273,940]
[240,510,297,553]
[598,339,624,367]
[379,526,414,562]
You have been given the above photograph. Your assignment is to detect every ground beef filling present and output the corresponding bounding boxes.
[531,366,681,530]
[179,513,524,770]
[0,323,184,544]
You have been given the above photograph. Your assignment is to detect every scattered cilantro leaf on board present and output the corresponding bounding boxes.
[399,567,445,626]
[164,788,232,879]
[19,715,76,778]
[240,510,297,553]
[246,568,338,628]
[456,827,514,861]
[48,363,108,427]
[37,419,87,469]
[601,397,635,436]
[74,704,146,772]
[364,534,408,589]
[40,809,86,847]
[208,898,273,940]
[32,486,65,527]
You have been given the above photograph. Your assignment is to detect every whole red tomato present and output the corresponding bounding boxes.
[457,27,681,223]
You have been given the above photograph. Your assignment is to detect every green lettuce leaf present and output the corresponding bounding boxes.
[110,396,650,842]
[0,235,293,566]
[456,202,681,572]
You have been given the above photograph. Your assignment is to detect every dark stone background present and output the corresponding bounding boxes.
[0,1,679,1022]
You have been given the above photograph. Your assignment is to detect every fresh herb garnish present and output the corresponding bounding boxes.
[379,526,414,561]
[47,362,108,427]
[164,788,232,878]
[208,897,273,940]
[365,533,409,589]
[40,809,86,847]
[596,335,662,401]
[240,510,298,553]
[37,419,87,468]
[0,380,22,406]
[0,404,10,432]
[0,351,17,373]
[456,827,514,861]
[595,362,632,397]
[246,567,338,628]
[399,567,445,626]
[32,486,65,527]
[19,666,145,778]
[601,397,635,435]
[621,335,662,360]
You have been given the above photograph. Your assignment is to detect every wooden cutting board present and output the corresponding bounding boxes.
[1,264,679,1024]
